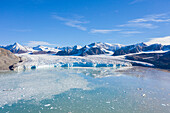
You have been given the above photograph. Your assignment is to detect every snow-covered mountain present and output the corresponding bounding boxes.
[56,42,124,56]
[33,45,60,52]
[30,45,62,54]
[113,42,147,56]
[73,45,82,50]
[88,42,123,50]
[87,42,123,54]
[1,42,169,56]
[3,42,28,53]
[113,42,170,56]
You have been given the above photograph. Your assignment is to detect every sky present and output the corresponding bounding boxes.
[0,0,170,47]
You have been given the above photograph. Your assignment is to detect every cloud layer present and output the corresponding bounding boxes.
[90,29,121,34]
[52,15,88,31]
[146,36,170,45]
[27,41,54,47]
[118,13,170,29]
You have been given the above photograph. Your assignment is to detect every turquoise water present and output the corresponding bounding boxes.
[0,67,170,113]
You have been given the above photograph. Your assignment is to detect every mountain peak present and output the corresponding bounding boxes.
[14,42,19,45]
[135,42,147,47]
[14,42,18,45]
[3,42,28,53]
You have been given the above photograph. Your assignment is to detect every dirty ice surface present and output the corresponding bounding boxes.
[0,67,170,113]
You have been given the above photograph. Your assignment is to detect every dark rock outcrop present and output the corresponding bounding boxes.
[80,47,105,56]
[142,44,163,51]
[113,43,147,56]
[162,45,170,51]
[126,51,170,69]
[56,49,73,56]
[30,51,56,55]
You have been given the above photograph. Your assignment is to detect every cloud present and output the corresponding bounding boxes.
[119,23,156,29]
[90,29,121,34]
[129,13,170,23]
[130,0,145,4]
[146,36,170,45]
[118,13,170,29]
[120,31,142,34]
[11,29,32,32]
[27,41,54,47]
[52,15,88,31]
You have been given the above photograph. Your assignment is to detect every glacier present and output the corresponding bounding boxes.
[14,54,132,71]
[13,50,166,71]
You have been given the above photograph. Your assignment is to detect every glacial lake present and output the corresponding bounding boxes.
[0,67,170,113]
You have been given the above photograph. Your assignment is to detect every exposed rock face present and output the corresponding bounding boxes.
[126,51,170,69]
[56,46,75,56]
[142,44,163,51]
[0,48,20,70]
[56,45,84,56]
[80,47,105,56]
[162,45,170,50]
[56,50,72,56]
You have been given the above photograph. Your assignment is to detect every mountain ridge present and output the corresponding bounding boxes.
[1,42,169,56]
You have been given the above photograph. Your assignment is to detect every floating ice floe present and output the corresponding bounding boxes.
[0,69,90,107]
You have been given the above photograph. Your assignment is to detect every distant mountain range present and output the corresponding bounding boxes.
[113,43,170,56]
[0,42,169,56]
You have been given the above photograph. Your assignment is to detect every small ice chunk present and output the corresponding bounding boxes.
[50,107,54,109]
[142,94,146,97]
[106,101,110,104]
[111,107,115,109]
[44,104,51,107]
[161,104,166,106]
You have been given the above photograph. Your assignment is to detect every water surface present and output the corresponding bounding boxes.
[0,67,170,113]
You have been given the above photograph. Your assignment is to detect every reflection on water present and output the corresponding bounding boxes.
[0,67,170,113]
